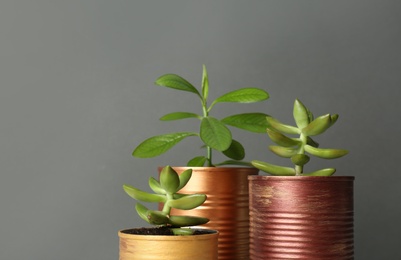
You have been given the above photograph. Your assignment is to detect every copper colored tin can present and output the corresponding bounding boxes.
[248,176,354,260]
[160,167,258,260]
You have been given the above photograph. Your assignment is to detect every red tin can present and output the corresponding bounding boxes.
[249,176,354,260]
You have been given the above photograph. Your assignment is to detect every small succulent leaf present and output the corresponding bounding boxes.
[269,146,299,158]
[155,74,200,96]
[213,88,269,104]
[304,145,349,159]
[214,160,253,167]
[302,114,332,136]
[146,210,170,225]
[307,109,314,123]
[221,113,270,133]
[291,154,310,166]
[171,228,196,235]
[200,117,232,151]
[251,160,296,176]
[173,193,187,199]
[266,116,300,135]
[307,137,319,148]
[148,177,166,194]
[133,132,197,158]
[177,169,193,191]
[303,168,336,176]
[293,99,310,129]
[160,112,200,121]
[159,166,180,193]
[123,184,166,203]
[222,139,245,160]
[266,129,301,147]
[135,203,151,224]
[187,156,207,167]
[169,215,209,227]
[167,194,207,210]
[202,64,209,101]
[330,114,339,126]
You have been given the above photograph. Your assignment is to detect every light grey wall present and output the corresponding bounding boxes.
[0,1,400,259]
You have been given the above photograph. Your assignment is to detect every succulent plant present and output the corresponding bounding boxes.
[132,65,269,167]
[251,99,348,176]
[123,166,209,235]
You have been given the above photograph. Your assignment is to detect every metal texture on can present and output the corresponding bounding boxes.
[249,176,354,260]
[160,167,258,260]
[118,228,219,260]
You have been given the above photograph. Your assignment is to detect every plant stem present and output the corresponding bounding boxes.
[207,147,213,166]
[202,99,213,166]
[162,193,173,215]
[295,133,308,176]
[295,165,303,176]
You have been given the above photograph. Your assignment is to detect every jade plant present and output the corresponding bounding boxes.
[251,99,348,176]
[133,65,269,167]
[123,165,209,235]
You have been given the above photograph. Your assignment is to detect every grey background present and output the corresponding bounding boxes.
[0,1,400,259]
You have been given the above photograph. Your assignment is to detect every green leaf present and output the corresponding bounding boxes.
[160,112,200,121]
[167,194,207,210]
[269,146,299,158]
[213,88,269,104]
[169,216,209,227]
[135,203,151,223]
[173,193,187,199]
[123,185,166,203]
[171,228,196,235]
[133,132,197,158]
[187,156,207,167]
[304,145,349,159]
[302,114,332,136]
[202,65,209,100]
[155,74,200,97]
[307,108,314,123]
[200,117,232,151]
[307,137,319,148]
[266,116,300,135]
[266,129,301,147]
[221,113,270,133]
[159,166,180,194]
[251,160,296,176]
[215,160,252,166]
[148,177,166,194]
[146,210,170,225]
[177,169,193,191]
[293,99,310,129]
[303,168,336,176]
[222,139,245,160]
[330,114,339,126]
[291,154,310,166]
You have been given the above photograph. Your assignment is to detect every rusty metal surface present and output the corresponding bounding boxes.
[249,176,354,260]
[161,167,258,260]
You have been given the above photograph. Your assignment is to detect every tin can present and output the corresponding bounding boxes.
[161,167,258,260]
[249,176,354,260]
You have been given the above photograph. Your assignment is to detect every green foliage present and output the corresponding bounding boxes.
[123,166,209,235]
[251,99,348,176]
[132,65,269,166]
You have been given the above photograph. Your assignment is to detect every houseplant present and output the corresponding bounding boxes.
[119,165,219,260]
[249,99,354,259]
[133,65,269,166]
[133,65,269,259]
